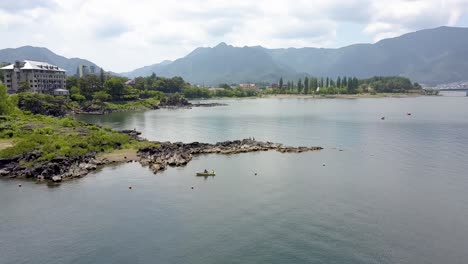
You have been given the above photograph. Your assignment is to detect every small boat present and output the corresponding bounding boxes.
[381,117,385,120]
[196,171,216,176]
[407,112,412,116]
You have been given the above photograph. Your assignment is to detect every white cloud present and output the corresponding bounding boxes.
[0,0,466,72]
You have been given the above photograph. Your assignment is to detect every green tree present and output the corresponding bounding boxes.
[79,75,101,100]
[279,77,284,93]
[304,77,309,94]
[0,84,10,115]
[69,86,86,102]
[100,68,106,86]
[18,81,31,93]
[66,76,79,89]
[93,91,112,102]
[297,79,303,94]
[348,77,359,94]
[105,77,125,101]
[343,77,348,88]
[219,83,231,89]
[310,78,317,92]
[337,77,341,88]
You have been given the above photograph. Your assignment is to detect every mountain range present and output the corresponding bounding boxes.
[123,26,468,86]
[1,26,468,86]
[0,46,100,75]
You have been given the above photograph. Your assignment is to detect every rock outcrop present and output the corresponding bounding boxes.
[0,153,103,181]
[0,138,322,182]
[138,139,322,174]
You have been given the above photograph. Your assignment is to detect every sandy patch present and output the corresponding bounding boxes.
[97,149,139,162]
[0,139,15,151]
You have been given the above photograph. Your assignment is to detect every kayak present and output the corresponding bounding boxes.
[196,172,216,176]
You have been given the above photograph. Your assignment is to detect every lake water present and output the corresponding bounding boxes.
[2,97,468,264]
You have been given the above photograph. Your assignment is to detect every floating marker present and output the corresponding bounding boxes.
[18,184,22,187]
[128,186,132,190]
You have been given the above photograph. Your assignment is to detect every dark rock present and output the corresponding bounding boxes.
[137,139,322,174]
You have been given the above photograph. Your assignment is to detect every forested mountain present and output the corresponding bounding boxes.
[123,26,468,86]
[3,26,467,85]
[0,46,101,75]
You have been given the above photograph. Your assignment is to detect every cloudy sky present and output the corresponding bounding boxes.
[1,0,467,72]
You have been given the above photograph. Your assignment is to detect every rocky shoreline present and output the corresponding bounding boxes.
[138,139,322,174]
[160,102,227,109]
[74,101,226,115]
[0,138,322,183]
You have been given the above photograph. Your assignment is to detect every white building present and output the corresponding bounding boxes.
[1,60,67,94]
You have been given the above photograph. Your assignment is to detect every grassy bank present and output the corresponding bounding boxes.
[79,98,160,114]
[0,112,158,164]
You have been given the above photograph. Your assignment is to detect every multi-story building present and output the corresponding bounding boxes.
[1,60,66,94]
[76,65,89,77]
[76,65,99,77]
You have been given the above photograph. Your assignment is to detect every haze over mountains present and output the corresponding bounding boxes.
[1,26,467,86]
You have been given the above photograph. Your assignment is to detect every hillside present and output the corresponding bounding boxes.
[0,46,101,75]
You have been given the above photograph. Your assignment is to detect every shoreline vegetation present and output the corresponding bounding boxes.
[11,73,431,117]
[0,73,430,184]
[0,84,322,183]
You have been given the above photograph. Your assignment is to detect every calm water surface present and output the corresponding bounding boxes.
[1,97,468,264]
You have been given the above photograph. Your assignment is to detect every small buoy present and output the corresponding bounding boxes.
[124,156,127,159]
[254,172,257,175]
[322,163,326,166]
[407,112,412,116]
[381,117,385,120]
[128,186,132,190]
[18,184,22,187]
[191,186,194,189]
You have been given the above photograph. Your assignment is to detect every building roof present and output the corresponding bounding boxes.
[0,60,66,72]
[125,79,135,85]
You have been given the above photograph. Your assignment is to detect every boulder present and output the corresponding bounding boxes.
[51,176,62,182]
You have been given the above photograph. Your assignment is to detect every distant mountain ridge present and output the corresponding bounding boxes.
[122,26,468,86]
[0,46,101,75]
[121,60,172,79]
[2,26,467,85]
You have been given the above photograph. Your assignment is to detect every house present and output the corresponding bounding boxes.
[1,60,66,94]
[52,88,69,96]
[125,79,136,87]
[239,83,256,88]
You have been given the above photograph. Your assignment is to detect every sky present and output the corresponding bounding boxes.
[1,0,468,72]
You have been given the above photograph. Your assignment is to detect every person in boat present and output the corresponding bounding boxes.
[204,169,208,173]
[211,170,215,174]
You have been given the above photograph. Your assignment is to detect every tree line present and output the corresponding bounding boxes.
[66,73,190,104]
[275,76,421,95]
[66,73,259,101]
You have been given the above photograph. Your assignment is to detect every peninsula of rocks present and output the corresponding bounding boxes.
[0,138,322,182]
